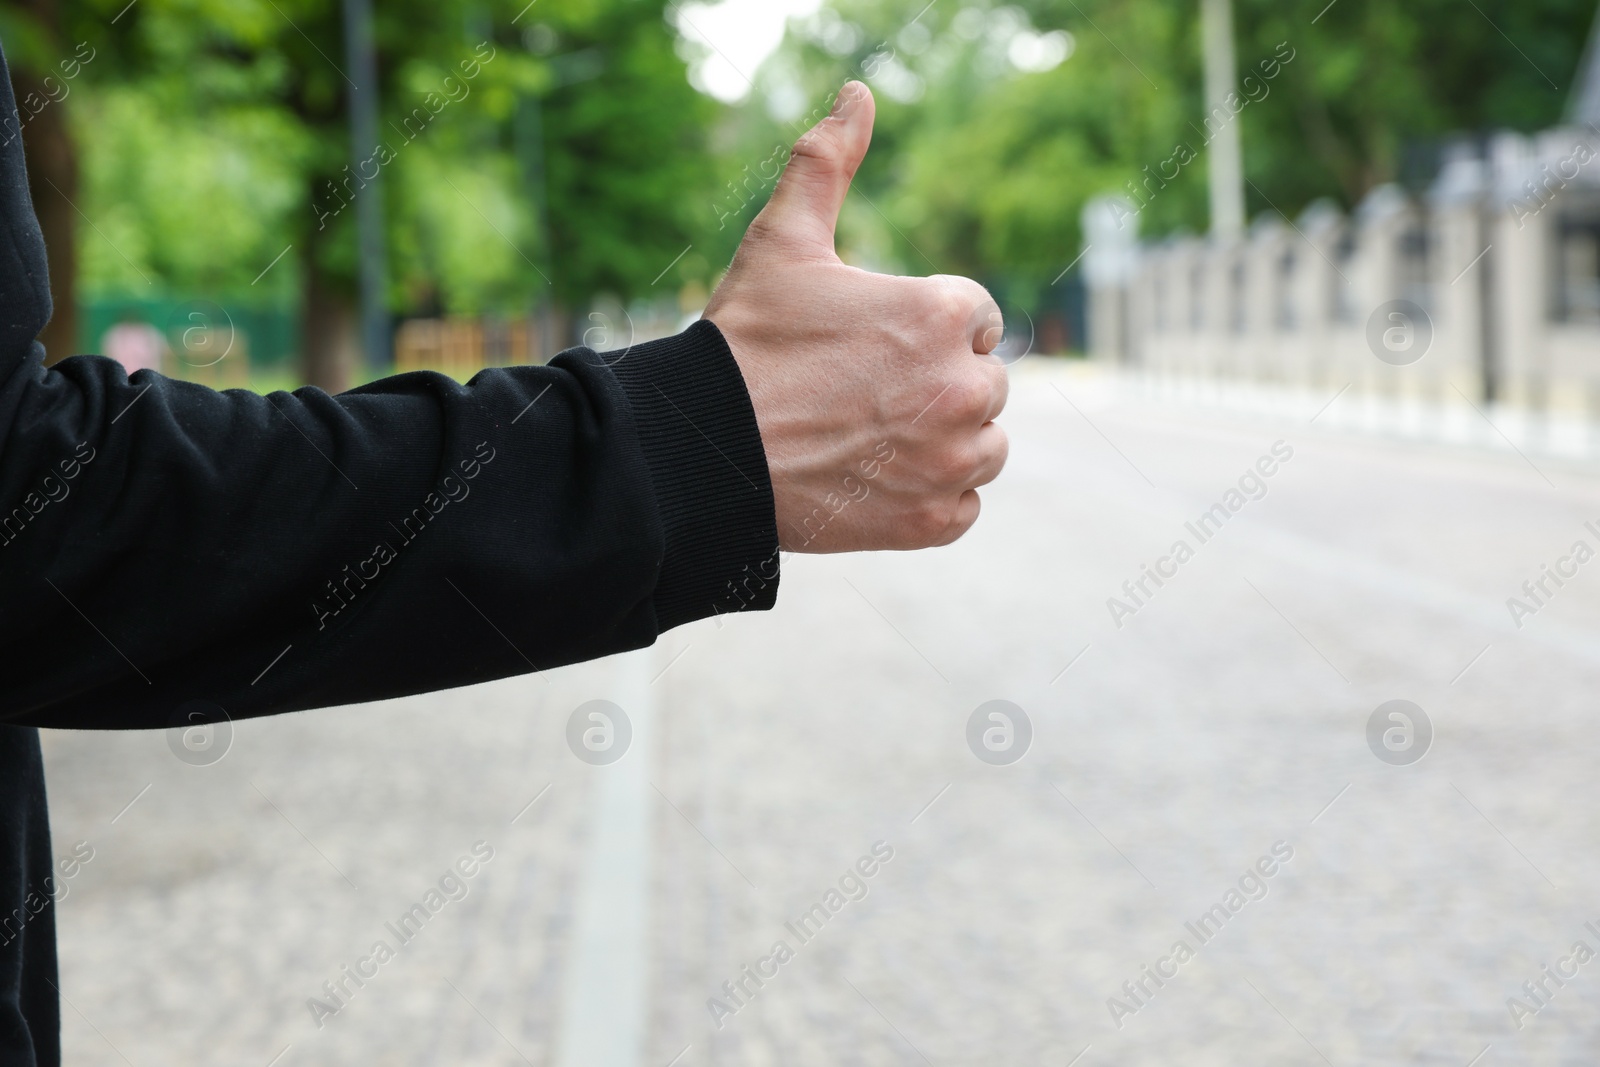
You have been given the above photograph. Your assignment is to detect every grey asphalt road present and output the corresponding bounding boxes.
[41,362,1600,1067]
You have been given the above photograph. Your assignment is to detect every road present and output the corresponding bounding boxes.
[42,361,1600,1066]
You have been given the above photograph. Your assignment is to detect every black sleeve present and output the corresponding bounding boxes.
[0,320,780,730]
[0,81,778,730]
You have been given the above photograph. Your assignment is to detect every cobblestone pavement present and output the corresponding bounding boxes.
[43,363,1600,1066]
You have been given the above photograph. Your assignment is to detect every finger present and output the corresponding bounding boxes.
[756,81,876,255]
[934,489,982,547]
[969,298,1005,356]
[961,422,1009,491]
[923,275,1005,360]
[910,367,1005,432]
[981,363,1009,422]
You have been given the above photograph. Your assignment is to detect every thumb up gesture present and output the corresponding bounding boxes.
[705,82,1010,553]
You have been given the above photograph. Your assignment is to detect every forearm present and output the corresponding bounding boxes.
[0,321,778,730]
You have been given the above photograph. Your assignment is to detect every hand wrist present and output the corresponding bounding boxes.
[603,319,781,627]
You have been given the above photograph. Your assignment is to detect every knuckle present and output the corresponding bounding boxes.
[968,435,1008,489]
[935,521,970,548]
[988,366,1010,412]
[952,378,992,422]
[928,273,988,301]
[931,442,973,485]
[921,274,999,348]
[740,208,808,261]
[973,308,1006,353]
[944,273,994,309]
[989,425,1011,468]
[957,277,995,310]
[790,122,842,168]
[744,208,778,243]
[920,283,969,333]
[911,499,953,544]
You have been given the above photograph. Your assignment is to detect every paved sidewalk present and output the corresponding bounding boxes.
[44,360,1600,1066]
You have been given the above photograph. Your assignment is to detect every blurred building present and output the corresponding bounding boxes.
[1084,19,1600,421]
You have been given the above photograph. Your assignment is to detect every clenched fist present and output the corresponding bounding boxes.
[705,81,1009,553]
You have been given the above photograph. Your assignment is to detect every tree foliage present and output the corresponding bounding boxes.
[3,0,717,382]
[716,0,1598,314]
[6,0,1598,358]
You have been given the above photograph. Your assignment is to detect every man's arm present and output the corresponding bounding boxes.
[0,318,778,729]
[1,79,1008,731]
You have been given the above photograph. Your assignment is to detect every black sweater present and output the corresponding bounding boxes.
[0,45,779,1066]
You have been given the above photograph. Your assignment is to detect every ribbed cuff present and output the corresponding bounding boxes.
[605,319,780,631]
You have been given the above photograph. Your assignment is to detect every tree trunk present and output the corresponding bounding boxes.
[12,7,78,364]
[300,221,355,393]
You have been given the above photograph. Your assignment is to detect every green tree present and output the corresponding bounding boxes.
[732,0,1600,318]
[1234,0,1596,210]
[4,0,718,387]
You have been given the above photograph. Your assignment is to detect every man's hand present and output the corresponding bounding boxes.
[704,81,1009,553]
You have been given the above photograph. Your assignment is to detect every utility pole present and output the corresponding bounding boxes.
[343,0,390,371]
[1201,0,1245,240]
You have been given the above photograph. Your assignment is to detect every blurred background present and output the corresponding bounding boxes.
[3,0,1594,389]
[20,1,1600,1065]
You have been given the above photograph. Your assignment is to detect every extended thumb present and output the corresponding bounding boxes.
[761,81,875,250]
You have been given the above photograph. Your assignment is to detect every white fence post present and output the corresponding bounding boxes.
[1086,126,1600,441]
